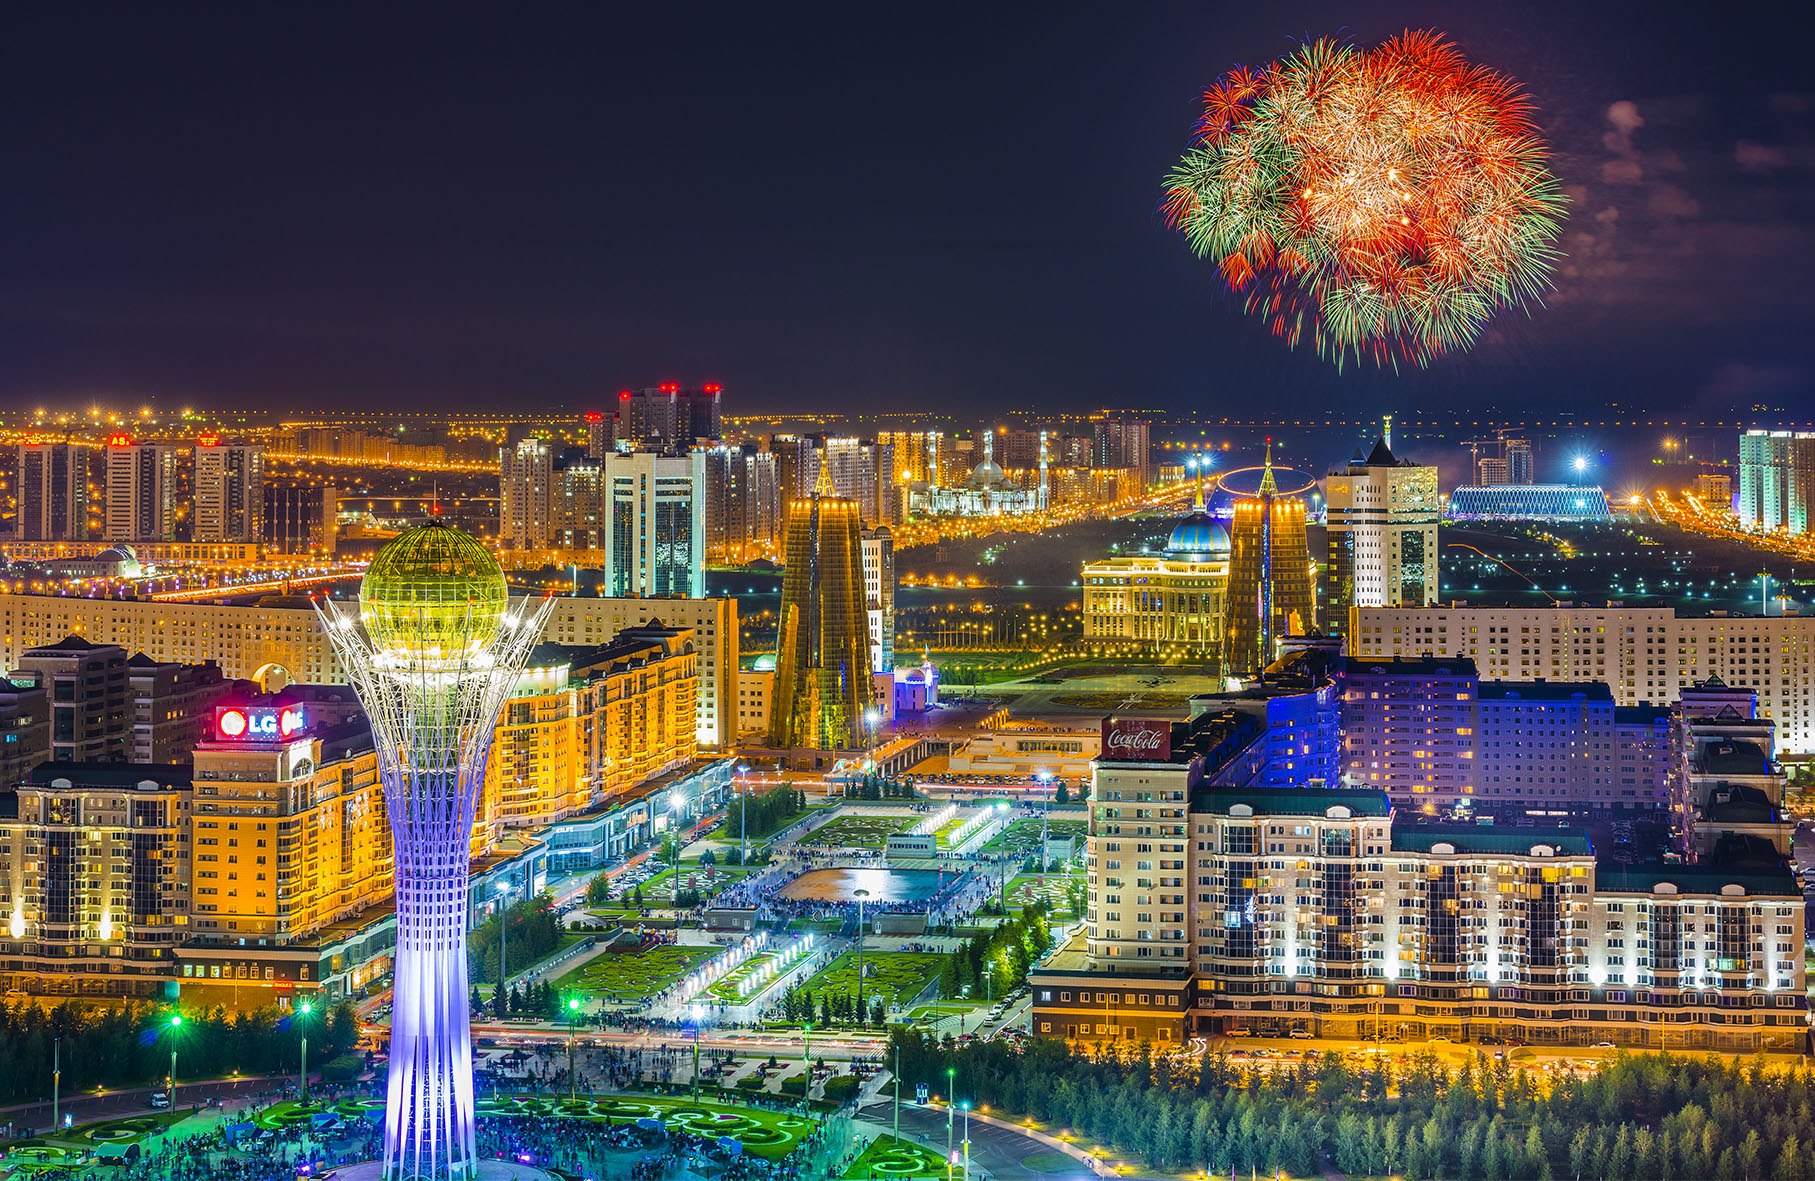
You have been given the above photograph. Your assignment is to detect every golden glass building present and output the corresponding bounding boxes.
[1225,447,1314,675]
[770,468,869,751]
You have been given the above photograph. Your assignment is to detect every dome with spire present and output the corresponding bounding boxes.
[1166,513,1229,556]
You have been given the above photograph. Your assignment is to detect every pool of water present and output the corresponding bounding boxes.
[776,868,946,904]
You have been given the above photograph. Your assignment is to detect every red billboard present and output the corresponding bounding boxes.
[1102,718,1171,762]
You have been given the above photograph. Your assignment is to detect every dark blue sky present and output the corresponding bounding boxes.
[1,1,1808,417]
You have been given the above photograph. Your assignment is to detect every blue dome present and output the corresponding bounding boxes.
[1166,513,1229,556]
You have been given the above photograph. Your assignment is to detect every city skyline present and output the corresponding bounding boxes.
[2,2,1809,415]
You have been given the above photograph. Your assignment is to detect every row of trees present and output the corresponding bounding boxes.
[776,986,888,1028]
[839,776,920,800]
[888,1029,1815,1179]
[724,784,810,838]
[939,901,1051,1000]
[467,892,562,985]
[468,979,578,1023]
[0,999,361,1101]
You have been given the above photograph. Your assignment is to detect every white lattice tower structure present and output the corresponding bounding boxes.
[314,523,551,1181]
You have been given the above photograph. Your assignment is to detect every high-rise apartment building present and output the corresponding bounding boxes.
[1352,605,1815,755]
[1323,437,1440,633]
[877,430,945,486]
[1675,678,1793,859]
[1029,712,1806,1051]
[500,437,555,550]
[127,655,231,764]
[1092,416,1151,486]
[103,438,176,543]
[703,444,781,564]
[861,527,896,673]
[193,440,265,543]
[17,443,89,542]
[17,635,130,763]
[585,410,614,459]
[772,435,895,526]
[601,450,705,598]
[1738,429,1815,534]
[264,481,339,554]
[0,762,195,1000]
[1505,438,1534,485]
[551,452,607,549]
[770,470,869,754]
[0,676,50,784]
[488,624,699,829]
[1224,452,1314,674]
[614,384,723,445]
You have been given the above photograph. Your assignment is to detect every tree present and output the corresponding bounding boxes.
[1054,782,1070,804]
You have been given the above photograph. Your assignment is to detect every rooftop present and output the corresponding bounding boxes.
[1193,786,1391,818]
[1597,860,1798,898]
[1696,739,1771,777]
[1479,680,1614,704]
[25,762,193,790]
[1390,824,1594,857]
[1340,655,1479,678]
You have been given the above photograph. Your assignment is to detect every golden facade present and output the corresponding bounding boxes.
[770,473,870,750]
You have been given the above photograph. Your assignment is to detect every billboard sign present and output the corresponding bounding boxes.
[1102,718,1171,762]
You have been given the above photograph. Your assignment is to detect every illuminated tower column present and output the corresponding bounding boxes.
[315,523,551,1181]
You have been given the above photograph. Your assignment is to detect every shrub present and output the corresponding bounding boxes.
[780,1075,807,1096]
[821,1076,859,1101]
[318,1053,365,1082]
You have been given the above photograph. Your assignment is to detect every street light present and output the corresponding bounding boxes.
[167,1013,184,1108]
[494,880,514,1020]
[667,791,688,877]
[960,1099,972,1181]
[566,995,583,1099]
[945,1066,956,1163]
[297,1000,314,1102]
[854,888,871,1025]
[865,706,880,753]
[735,763,751,866]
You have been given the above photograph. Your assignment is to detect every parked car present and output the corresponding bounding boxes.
[1288,1028,1314,1039]
[149,1093,170,1109]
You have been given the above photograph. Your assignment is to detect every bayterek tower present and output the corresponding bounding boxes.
[316,523,550,1181]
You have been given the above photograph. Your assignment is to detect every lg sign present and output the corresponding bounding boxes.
[218,707,307,741]
[1102,718,1171,762]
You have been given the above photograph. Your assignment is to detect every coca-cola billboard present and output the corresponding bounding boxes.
[1101,718,1171,762]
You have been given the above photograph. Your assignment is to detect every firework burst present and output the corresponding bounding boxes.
[1164,31,1567,367]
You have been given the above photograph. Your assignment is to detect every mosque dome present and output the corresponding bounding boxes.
[969,461,1008,489]
[359,521,509,663]
[1165,513,1230,556]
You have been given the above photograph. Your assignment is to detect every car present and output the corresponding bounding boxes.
[1430,1035,1452,1043]
[1225,1027,1252,1037]
[1288,1028,1314,1039]
[1592,1042,1616,1049]
[149,1092,171,1109]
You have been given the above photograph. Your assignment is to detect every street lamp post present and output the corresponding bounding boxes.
[865,707,880,754]
[494,881,514,1020]
[961,1100,971,1181]
[854,888,871,1025]
[297,1000,314,1102]
[567,995,582,1099]
[167,1014,183,1107]
[667,791,688,877]
[51,1037,59,1133]
[802,1022,813,1104]
[945,1066,955,1162]
[736,763,751,865]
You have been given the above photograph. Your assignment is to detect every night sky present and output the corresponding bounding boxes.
[1,2,1809,417]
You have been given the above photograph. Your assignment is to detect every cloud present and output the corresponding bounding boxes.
[1605,100,1645,147]
[1648,185,1701,219]
[1736,140,1788,171]
[1697,361,1810,407]
[1602,159,1643,184]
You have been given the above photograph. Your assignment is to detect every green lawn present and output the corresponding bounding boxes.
[799,814,916,848]
[250,1098,385,1129]
[846,1133,951,1178]
[701,950,787,1004]
[633,861,756,901]
[474,1093,820,1160]
[799,949,947,1009]
[931,814,971,849]
[1002,871,1085,914]
[983,818,1087,857]
[554,943,716,999]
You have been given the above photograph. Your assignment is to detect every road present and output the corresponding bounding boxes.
[0,1073,292,1140]
[875,1101,1101,1181]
